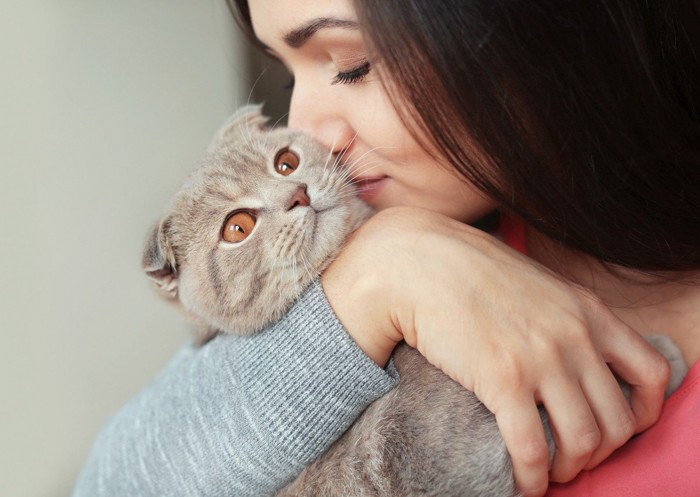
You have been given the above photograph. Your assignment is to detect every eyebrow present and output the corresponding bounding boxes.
[283,17,359,48]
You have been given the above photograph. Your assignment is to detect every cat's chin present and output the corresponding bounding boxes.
[304,202,372,269]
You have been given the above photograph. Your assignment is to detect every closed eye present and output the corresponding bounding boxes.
[331,61,371,85]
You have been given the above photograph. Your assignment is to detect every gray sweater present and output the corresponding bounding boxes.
[72,282,399,496]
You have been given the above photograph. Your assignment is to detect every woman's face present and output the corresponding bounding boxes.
[248,0,497,222]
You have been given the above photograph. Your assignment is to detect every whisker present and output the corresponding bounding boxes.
[322,133,342,177]
[272,112,290,129]
[333,132,359,169]
[343,146,398,171]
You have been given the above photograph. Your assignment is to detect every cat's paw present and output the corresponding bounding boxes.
[645,334,688,397]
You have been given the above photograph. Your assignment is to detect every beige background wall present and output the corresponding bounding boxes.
[0,1,250,495]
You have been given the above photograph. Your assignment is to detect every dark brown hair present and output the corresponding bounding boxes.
[229,0,700,272]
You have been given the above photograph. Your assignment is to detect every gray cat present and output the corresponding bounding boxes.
[143,105,688,497]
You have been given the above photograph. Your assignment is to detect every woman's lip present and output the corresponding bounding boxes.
[351,176,388,203]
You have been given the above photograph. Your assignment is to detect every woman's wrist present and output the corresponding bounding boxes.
[320,251,402,367]
[320,209,410,367]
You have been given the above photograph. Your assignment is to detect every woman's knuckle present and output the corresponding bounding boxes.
[574,427,601,455]
[494,352,526,388]
[517,438,550,467]
[560,315,592,347]
[615,411,637,442]
[648,352,671,388]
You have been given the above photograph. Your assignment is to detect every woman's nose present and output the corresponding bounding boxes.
[287,86,355,154]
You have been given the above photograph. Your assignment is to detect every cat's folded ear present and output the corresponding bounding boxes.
[207,103,269,152]
[142,219,178,300]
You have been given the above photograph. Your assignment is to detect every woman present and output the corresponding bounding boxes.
[73,0,700,496]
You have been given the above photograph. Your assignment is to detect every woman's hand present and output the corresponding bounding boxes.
[321,207,670,497]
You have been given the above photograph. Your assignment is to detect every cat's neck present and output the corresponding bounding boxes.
[527,230,700,367]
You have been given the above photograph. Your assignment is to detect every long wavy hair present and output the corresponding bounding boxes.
[229,0,700,272]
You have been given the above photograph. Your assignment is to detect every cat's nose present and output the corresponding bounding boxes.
[287,185,311,211]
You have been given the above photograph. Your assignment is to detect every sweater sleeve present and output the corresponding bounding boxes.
[72,281,399,497]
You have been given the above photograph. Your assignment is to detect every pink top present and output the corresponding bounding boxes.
[497,215,700,496]
[546,359,700,497]
[497,212,528,255]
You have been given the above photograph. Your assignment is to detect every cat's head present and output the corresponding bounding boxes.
[143,105,373,341]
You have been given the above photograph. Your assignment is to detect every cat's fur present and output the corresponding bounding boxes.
[144,106,689,497]
[143,105,372,343]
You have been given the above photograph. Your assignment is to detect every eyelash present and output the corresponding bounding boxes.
[283,61,371,90]
[331,62,371,85]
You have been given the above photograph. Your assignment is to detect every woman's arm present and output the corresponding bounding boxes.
[321,207,671,497]
[72,282,398,497]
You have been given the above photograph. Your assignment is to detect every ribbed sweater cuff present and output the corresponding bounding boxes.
[232,280,399,465]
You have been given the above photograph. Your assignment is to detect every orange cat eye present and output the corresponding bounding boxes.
[222,210,257,243]
[274,149,300,176]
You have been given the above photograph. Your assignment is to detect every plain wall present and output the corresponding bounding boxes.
[0,1,250,495]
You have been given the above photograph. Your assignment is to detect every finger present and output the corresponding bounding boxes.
[495,397,550,497]
[591,317,670,432]
[608,349,669,433]
[578,360,636,470]
[541,378,599,483]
